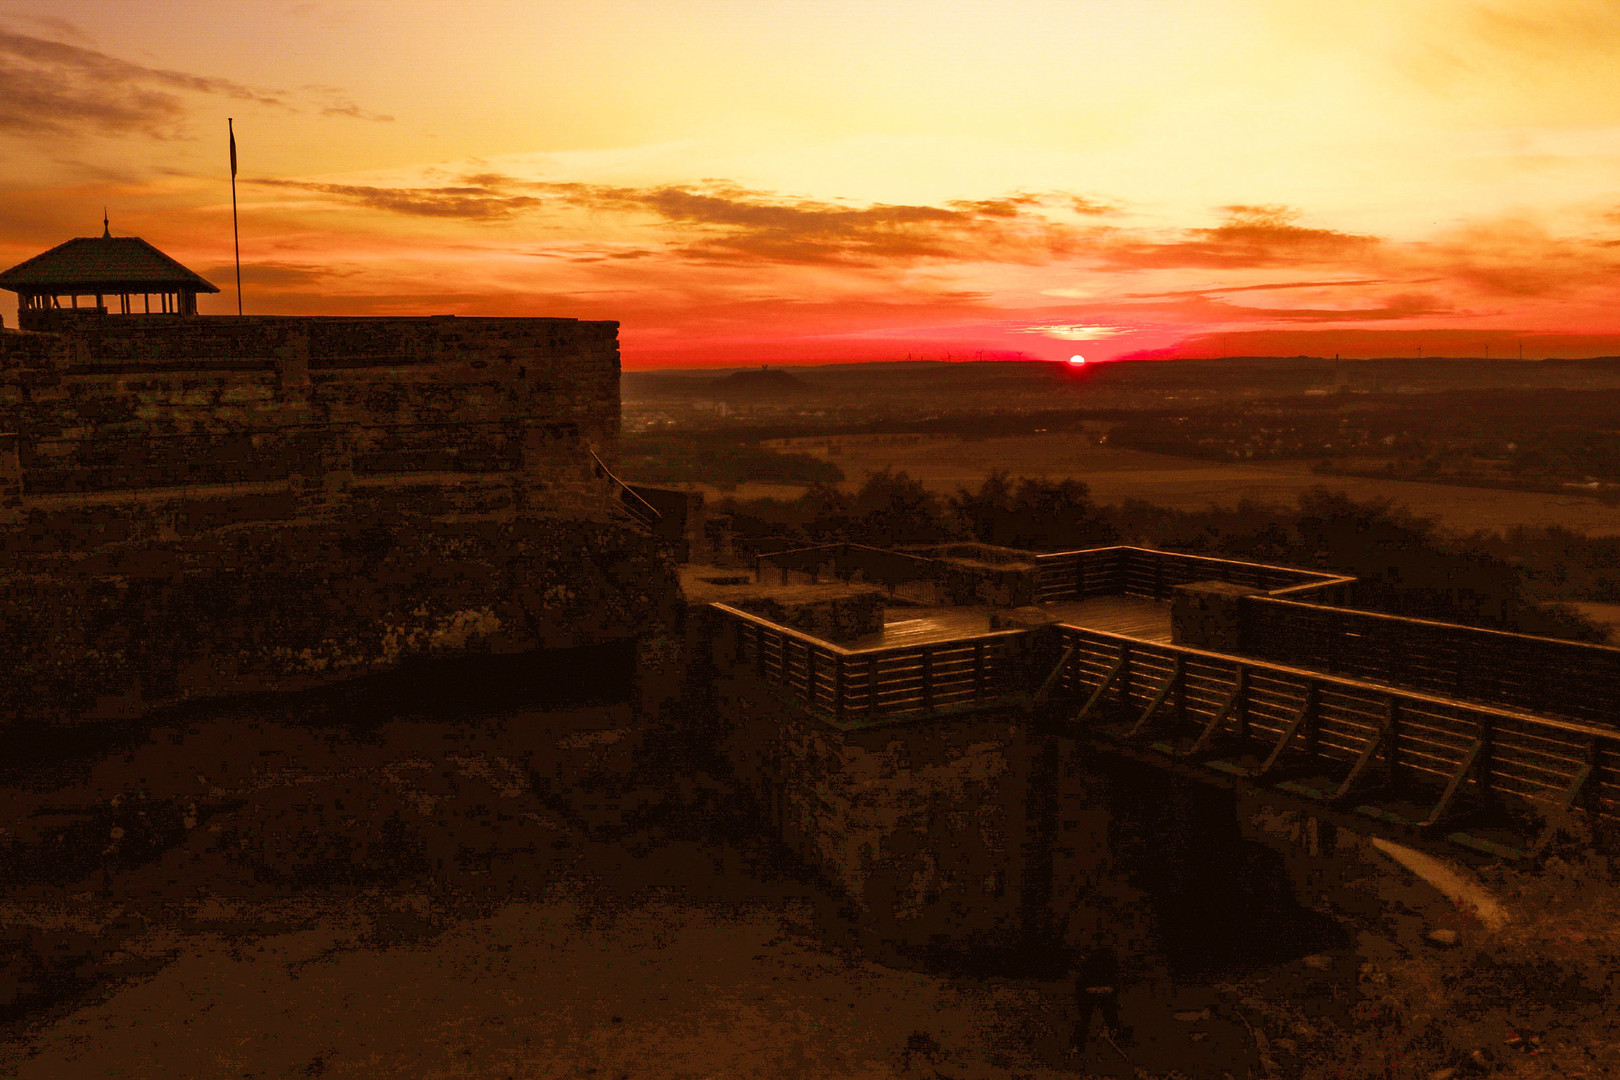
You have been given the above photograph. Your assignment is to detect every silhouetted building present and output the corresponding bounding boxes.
[0,222,220,328]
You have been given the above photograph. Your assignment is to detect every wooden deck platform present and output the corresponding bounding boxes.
[841,607,1000,652]
[1043,597,1174,642]
[836,596,1174,652]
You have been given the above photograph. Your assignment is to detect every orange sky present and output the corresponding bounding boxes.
[1,0,1618,367]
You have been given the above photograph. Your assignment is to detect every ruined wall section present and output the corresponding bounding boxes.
[0,317,671,728]
[716,666,1041,950]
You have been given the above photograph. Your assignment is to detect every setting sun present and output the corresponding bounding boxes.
[1,0,1618,365]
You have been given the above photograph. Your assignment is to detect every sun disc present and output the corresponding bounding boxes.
[1068,354,1087,365]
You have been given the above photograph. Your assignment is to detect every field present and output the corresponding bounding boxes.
[750,432,1620,536]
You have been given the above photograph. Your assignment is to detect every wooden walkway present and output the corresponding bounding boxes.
[1051,625,1620,862]
[708,587,1620,863]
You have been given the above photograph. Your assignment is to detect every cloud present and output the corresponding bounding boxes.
[1409,214,1620,298]
[1104,205,1380,269]
[1221,291,1449,322]
[0,28,393,141]
[0,28,290,138]
[300,84,394,123]
[524,244,659,263]
[243,172,1101,265]
[247,177,543,220]
[198,262,347,289]
[1122,327,1620,362]
[561,181,1094,266]
[1116,277,1393,300]
[1010,323,1126,341]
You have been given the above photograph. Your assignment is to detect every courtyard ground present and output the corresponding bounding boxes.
[0,668,1612,1079]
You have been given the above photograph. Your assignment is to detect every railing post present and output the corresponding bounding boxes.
[1236,664,1250,741]
[1174,655,1187,728]
[1304,680,1320,759]
[805,645,817,706]
[1385,697,1403,792]
[1585,736,1602,817]
[1154,553,1166,599]
[834,657,846,723]
[867,655,879,720]
[1118,643,1133,717]
[753,625,765,675]
[973,641,986,705]
[1477,716,1495,810]
[922,648,934,712]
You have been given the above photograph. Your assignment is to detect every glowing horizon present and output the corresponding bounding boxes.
[1,1,1618,366]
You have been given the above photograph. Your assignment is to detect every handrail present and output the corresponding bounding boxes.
[1053,622,1620,835]
[1054,622,1620,740]
[1251,593,1620,656]
[1033,544,1352,595]
[710,601,1038,726]
[588,447,660,529]
[710,601,1029,658]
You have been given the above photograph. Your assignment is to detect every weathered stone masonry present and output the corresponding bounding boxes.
[0,315,677,725]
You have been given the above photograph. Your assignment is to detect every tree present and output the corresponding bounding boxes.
[953,471,1117,550]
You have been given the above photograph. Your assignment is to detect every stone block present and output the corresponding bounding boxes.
[1171,580,1262,653]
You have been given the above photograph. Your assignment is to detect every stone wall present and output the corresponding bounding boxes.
[0,315,673,728]
[0,513,677,726]
[0,315,621,514]
[716,669,1043,949]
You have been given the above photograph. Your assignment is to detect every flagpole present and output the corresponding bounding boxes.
[229,118,242,315]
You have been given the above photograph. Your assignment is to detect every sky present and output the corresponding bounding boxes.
[0,0,1618,367]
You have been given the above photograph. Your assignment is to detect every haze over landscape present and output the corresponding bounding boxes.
[3,0,1620,365]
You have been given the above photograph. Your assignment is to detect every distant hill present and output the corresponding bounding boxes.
[711,366,817,402]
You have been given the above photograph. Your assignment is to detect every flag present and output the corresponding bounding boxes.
[229,119,237,178]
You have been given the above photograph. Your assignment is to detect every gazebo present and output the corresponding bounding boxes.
[0,220,220,330]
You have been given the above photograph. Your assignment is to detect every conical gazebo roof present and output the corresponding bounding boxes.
[0,232,218,295]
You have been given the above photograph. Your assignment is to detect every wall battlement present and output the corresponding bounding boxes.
[0,315,622,521]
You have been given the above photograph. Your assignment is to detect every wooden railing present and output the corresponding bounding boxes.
[1240,596,1620,728]
[1052,624,1620,854]
[754,543,940,589]
[712,602,1035,726]
[758,542,1353,610]
[1034,546,1353,605]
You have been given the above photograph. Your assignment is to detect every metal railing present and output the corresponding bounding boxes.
[589,448,660,530]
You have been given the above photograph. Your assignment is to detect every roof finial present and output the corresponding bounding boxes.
[102,208,110,238]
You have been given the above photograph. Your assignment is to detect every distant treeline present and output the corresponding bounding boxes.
[620,434,844,488]
[1104,388,1620,483]
[716,470,1605,642]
